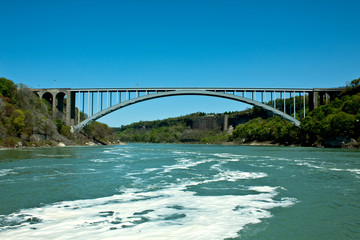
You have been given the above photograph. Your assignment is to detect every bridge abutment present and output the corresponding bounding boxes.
[31,88,72,125]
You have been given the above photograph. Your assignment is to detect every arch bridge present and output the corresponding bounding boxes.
[30,87,343,132]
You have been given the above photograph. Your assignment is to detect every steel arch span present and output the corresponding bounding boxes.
[71,90,300,132]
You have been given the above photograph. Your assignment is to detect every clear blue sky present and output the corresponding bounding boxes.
[1,0,360,126]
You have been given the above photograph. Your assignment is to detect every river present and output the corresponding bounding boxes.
[0,144,359,239]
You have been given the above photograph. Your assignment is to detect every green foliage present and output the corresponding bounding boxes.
[61,126,73,140]
[200,132,229,144]
[231,116,300,145]
[0,77,17,99]
[116,115,230,144]
[341,95,360,115]
[341,77,360,97]
[2,137,20,148]
[0,77,76,147]
[10,109,25,136]
[330,112,356,136]
[42,99,52,113]
[232,80,360,147]
[300,90,360,146]
[55,118,63,133]
[84,121,117,143]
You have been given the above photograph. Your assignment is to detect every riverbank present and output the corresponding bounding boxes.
[2,137,359,150]
[0,135,126,150]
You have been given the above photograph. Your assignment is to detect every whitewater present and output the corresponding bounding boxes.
[0,144,359,239]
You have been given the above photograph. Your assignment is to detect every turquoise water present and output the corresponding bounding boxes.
[0,144,359,239]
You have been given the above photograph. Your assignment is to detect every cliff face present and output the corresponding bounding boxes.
[190,109,271,132]
[190,115,225,130]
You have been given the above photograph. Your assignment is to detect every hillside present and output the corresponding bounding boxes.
[0,77,119,148]
[230,78,360,148]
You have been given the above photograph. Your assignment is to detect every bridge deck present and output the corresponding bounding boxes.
[69,87,315,93]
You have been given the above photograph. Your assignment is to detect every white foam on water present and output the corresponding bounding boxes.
[0,169,16,177]
[295,160,360,178]
[330,168,360,176]
[213,170,268,182]
[212,153,246,159]
[345,169,360,174]
[85,168,96,171]
[143,168,160,173]
[102,149,132,158]
[249,186,279,193]
[294,160,325,170]
[0,182,296,240]
[163,158,216,173]
[114,164,126,168]
[171,151,201,155]
[89,157,123,163]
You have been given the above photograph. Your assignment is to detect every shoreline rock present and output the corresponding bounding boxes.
[322,136,358,148]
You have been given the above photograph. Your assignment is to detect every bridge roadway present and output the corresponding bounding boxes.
[30,87,344,131]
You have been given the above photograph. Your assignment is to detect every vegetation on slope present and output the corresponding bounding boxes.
[0,77,118,148]
[231,77,360,147]
[231,116,300,145]
[300,78,360,147]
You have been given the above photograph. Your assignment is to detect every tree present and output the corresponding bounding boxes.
[341,77,360,96]
[11,109,25,136]
[350,78,360,88]
[0,77,17,99]
[330,112,356,137]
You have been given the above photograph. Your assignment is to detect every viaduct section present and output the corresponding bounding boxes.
[30,87,344,131]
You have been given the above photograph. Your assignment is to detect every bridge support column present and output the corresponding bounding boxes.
[325,92,330,104]
[52,95,57,119]
[223,115,229,132]
[65,90,76,126]
[314,91,319,108]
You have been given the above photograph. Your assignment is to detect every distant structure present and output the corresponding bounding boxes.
[30,87,344,131]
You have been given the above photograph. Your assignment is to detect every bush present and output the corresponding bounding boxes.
[330,112,356,137]
[61,125,73,140]
[232,116,300,145]
[55,118,63,133]
[11,109,25,136]
[84,121,118,143]
[342,99,360,115]
[3,137,21,148]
